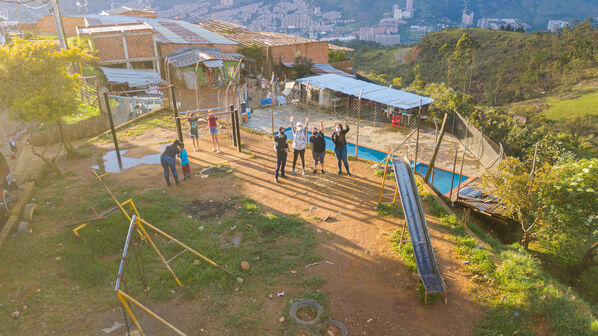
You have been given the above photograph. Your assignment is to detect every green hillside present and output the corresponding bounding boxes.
[355,21,598,106]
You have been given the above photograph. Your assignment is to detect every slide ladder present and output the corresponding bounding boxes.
[392,157,447,303]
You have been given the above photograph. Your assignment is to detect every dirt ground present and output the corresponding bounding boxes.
[2,116,482,335]
[92,120,481,334]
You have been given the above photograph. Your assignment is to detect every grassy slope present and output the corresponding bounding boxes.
[541,90,598,120]
[387,181,598,335]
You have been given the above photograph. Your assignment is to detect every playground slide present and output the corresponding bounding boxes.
[392,158,446,295]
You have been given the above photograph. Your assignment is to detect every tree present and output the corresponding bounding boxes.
[328,49,346,63]
[0,38,93,155]
[543,158,598,277]
[293,54,313,78]
[483,157,555,250]
[450,33,479,92]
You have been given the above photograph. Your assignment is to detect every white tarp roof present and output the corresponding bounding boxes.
[297,74,434,109]
[100,67,164,88]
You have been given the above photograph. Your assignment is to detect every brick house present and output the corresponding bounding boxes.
[20,15,85,36]
[77,22,160,71]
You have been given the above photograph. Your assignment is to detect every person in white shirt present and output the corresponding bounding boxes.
[290,115,309,175]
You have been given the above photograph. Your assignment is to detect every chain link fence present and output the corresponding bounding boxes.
[105,88,166,127]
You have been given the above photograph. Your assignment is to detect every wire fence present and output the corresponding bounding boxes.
[106,88,166,127]
[79,76,99,107]
[452,110,505,170]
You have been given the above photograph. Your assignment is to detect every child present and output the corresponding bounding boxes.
[290,115,309,175]
[310,120,326,174]
[188,113,200,151]
[179,142,191,181]
[274,126,289,183]
[207,110,221,153]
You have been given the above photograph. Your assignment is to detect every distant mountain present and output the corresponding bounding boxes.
[2,0,597,32]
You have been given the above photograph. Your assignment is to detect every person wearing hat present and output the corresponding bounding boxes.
[290,115,309,175]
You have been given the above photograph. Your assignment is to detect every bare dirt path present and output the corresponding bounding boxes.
[84,124,482,335]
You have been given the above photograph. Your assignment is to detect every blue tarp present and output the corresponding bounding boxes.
[297,74,434,109]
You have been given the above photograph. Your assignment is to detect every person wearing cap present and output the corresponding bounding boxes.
[310,120,326,174]
[290,115,309,175]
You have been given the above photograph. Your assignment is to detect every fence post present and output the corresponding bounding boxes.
[170,86,183,143]
[456,144,469,201]
[413,98,422,173]
[449,144,458,205]
[103,92,123,170]
[424,113,448,183]
[355,89,363,157]
[230,105,237,148]
[234,109,242,152]
[271,74,275,134]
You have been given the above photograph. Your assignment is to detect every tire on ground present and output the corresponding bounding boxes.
[289,300,324,326]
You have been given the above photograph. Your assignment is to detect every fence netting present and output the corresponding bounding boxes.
[452,110,505,171]
[106,87,166,127]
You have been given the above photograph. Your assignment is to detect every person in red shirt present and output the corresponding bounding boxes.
[206,110,221,153]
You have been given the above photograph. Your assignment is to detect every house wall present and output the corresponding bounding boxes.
[270,41,329,64]
[331,60,353,74]
[34,15,85,36]
[91,33,155,63]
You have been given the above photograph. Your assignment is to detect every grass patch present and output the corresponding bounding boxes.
[63,101,100,125]
[541,90,598,120]
[374,168,395,180]
[120,114,176,138]
[376,202,403,218]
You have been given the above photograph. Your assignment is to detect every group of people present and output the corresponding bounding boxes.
[274,117,351,183]
[159,110,222,186]
[159,112,353,186]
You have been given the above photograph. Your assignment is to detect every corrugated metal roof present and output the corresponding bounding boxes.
[311,63,352,76]
[100,67,164,88]
[77,22,153,35]
[85,15,237,45]
[197,19,323,47]
[164,46,243,68]
[297,74,434,109]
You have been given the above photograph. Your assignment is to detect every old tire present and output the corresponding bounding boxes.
[289,300,323,326]
[284,326,315,336]
[322,320,347,336]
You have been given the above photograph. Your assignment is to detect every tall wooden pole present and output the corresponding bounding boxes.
[456,144,469,201]
[424,113,448,183]
[271,74,275,134]
[449,144,458,204]
[103,92,123,170]
[170,86,183,143]
[413,98,422,173]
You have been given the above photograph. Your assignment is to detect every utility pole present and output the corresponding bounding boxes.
[50,0,68,49]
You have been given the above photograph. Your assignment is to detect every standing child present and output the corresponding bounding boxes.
[179,142,191,180]
[290,115,309,175]
[188,113,200,151]
[310,120,326,174]
[207,110,221,153]
[274,126,289,183]
[331,121,351,176]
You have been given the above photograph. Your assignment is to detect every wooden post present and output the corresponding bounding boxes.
[305,80,310,120]
[413,99,422,173]
[355,89,363,157]
[456,145,469,200]
[449,143,458,204]
[170,86,183,143]
[103,92,123,170]
[424,113,448,183]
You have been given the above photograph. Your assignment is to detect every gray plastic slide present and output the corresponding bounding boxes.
[392,158,446,295]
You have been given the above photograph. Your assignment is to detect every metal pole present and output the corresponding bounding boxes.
[234,109,242,152]
[449,144,458,204]
[413,98,422,173]
[305,80,310,120]
[355,89,363,157]
[271,75,275,134]
[51,0,68,49]
[103,92,123,170]
[456,144,469,201]
[170,86,183,143]
[424,113,448,183]
[230,105,237,148]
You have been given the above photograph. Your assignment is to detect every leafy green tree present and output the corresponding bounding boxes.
[293,55,313,78]
[543,158,598,277]
[328,50,346,63]
[0,38,93,155]
[483,157,555,250]
[450,33,479,92]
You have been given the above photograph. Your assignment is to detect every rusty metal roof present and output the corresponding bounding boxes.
[197,19,322,47]
[85,15,237,45]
